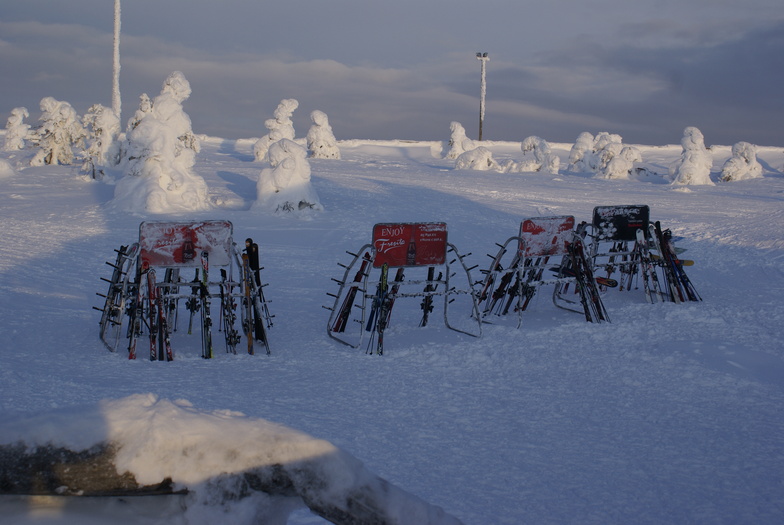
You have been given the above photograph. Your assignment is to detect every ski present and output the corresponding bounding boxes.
[651,253,694,266]
[635,228,659,303]
[332,253,372,333]
[241,253,255,355]
[147,270,158,360]
[653,221,701,302]
[566,234,609,323]
[220,268,241,354]
[419,267,441,327]
[185,269,200,335]
[375,267,405,355]
[649,223,683,303]
[549,265,618,288]
[200,251,213,359]
[155,275,174,361]
[127,266,145,360]
[365,263,389,335]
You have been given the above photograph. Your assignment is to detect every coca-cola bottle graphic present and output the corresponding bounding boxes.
[406,232,417,266]
[182,239,195,262]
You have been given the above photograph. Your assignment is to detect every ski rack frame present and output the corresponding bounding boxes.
[96,243,141,352]
[326,242,482,349]
[96,221,273,358]
[478,235,577,328]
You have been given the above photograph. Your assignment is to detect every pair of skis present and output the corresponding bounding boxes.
[649,222,701,303]
[365,264,405,355]
[241,253,271,355]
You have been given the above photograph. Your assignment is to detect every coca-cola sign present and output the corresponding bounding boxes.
[519,216,575,257]
[372,222,447,268]
[139,220,234,268]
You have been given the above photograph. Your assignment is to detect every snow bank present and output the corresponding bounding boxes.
[0,394,463,525]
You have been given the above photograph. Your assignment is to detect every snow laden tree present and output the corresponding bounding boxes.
[600,146,643,180]
[81,104,120,179]
[669,126,714,185]
[125,93,152,133]
[113,71,210,213]
[511,136,560,174]
[253,138,323,214]
[445,121,477,159]
[455,146,500,171]
[720,141,763,182]
[568,132,624,174]
[306,110,340,159]
[3,107,30,151]
[254,98,299,162]
[29,97,86,166]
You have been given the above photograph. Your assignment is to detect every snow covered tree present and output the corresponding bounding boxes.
[125,93,152,133]
[600,145,642,180]
[719,141,763,182]
[306,110,340,159]
[254,138,323,213]
[669,126,714,186]
[81,104,121,179]
[455,146,500,171]
[567,131,623,174]
[3,107,30,151]
[112,71,210,213]
[445,121,477,159]
[513,136,560,174]
[29,97,86,166]
[254,98,298,162]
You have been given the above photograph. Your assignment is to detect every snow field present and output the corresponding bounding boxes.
[1,137,784,524]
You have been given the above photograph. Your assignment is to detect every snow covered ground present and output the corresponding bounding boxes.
[1,136,784,524]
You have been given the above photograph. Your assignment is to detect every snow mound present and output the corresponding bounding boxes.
[0,158,16,178]
[0,394,463,525]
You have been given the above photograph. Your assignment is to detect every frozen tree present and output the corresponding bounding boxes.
[254,138,323,213]
[113,71,210,213]
[445,121,477,159]
[306,110,340,159]
[600,146,642,180]
[81,104,121,178]
[29,97,86,166]
[513,136,560,174]
[669,126,714,186]
[567,132,627,175]
[254,98,298,162]
[3,107,30,151]
[455,146,500,171]
[568,132,595,171]
[720,142,763,182]
[125,93,152,133]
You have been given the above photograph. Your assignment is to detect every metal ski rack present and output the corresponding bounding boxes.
[325,222,482,352]
[95,221,273,359]
[479,216,609,325]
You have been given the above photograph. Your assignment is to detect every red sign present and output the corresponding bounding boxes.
[519,216,575,257]
[372,222,448,268]
[139,220,234,268]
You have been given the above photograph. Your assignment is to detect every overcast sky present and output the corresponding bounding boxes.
[1,0,783,145]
